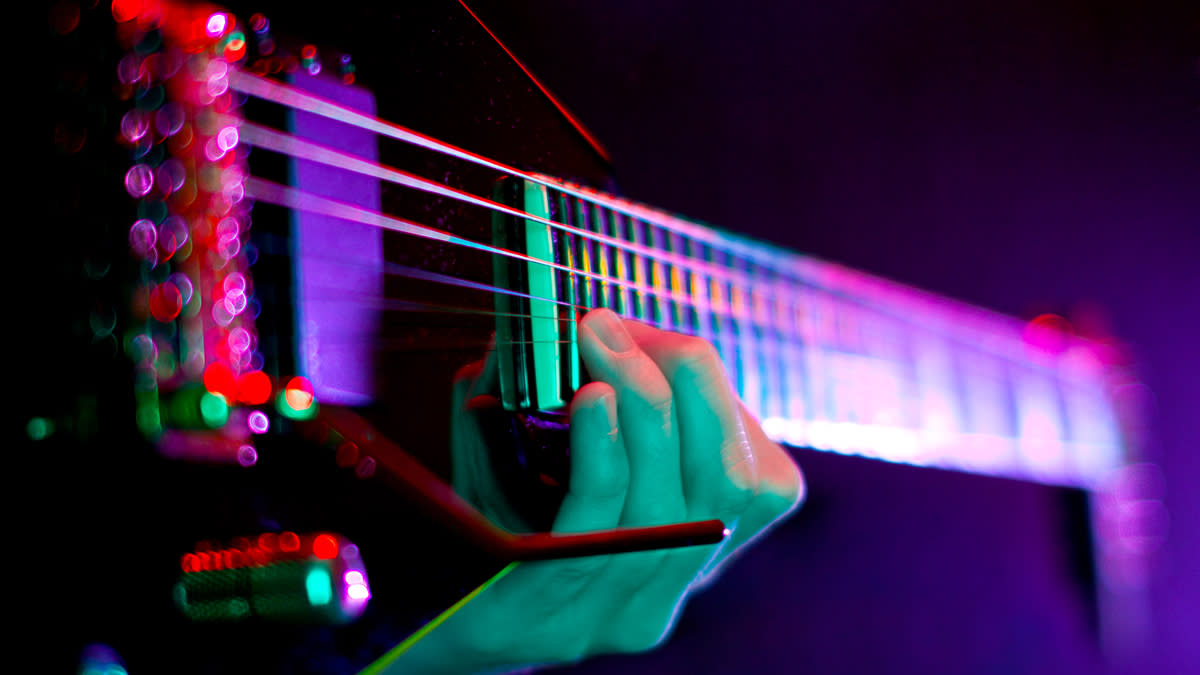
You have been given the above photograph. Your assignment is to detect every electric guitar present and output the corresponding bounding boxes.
[45,1,1131,672]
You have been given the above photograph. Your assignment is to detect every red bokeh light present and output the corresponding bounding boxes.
[112,0,142,23]
[149,282,183,322]
[279,531,301,552]
[1023,313,1073,355]
[312,534,339,560]
[223,39,246,62]
[257,532,278,552]
[238,370,271,405]
[203,362,237,399]
[284,376,315,410]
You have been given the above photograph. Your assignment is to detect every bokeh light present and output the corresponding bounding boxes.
[236,444,258,467]
[199,392,228,428]
[124,164,155,197]
[247,410,269,434]
[312,534,339,560]
[120,110,150,143]
[203,362,237,400]
[149,281,183,322]
[284,376,315,411]
[305,567,333,606]
[237,370,271,405]
[128,219,157,259]
[205,12,228,38]
[111,0,142,23]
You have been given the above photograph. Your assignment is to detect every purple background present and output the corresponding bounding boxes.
[474,0,1199,672]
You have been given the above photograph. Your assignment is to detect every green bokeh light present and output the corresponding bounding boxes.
[27,417,53,440]
[199,393,229,428]
[305,566,333,607]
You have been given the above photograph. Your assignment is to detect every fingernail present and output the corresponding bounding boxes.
[585,309,635,353]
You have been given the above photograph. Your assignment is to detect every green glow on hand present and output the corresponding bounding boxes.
[305,566,333,606]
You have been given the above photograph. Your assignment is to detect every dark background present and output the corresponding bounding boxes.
[470,1,1198,673]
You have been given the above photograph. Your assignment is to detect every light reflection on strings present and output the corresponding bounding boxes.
[229,68,778,269]
[229,69,1124,488]
[244,177,749,324]
[231,66,1097,368]
[240,121,759,291]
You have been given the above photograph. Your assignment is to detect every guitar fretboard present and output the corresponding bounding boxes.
[516,176,1128,489]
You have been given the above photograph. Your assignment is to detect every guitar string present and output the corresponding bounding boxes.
[278,257,813,405]
[229,69,781,271]
[257,184,894,378]
[235,97,1032,364]
[301,252,712,331]
[229,68,1079,367]
[240,121,770,295]
[251,177,822,400]
[238,127,785,339]
[246,177,784,332]
[254,185,1012,403]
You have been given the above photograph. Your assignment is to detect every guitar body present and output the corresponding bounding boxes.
[47,1,616,672]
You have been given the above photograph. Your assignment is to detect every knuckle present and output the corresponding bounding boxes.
[670,336,722,374]
[622,378,675,433]
[647,390,675,426]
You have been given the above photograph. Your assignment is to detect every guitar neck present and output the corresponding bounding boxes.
[494,176,1128,489]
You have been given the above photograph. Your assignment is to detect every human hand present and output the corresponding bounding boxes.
[396,308,805,673]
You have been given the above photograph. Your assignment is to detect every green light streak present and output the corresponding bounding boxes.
[358,562,519,675]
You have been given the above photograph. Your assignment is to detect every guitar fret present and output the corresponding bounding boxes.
[669,231,695,334]
[648,224,673,331]
[590,203,616,311]
[705,245,739,404]
[604,209,635,316]
[539,187,1125,488]
[625,215,653,321]
[732,256,762,418]
[773,277,800,427]
[551,191,583,392]
[687,239,715,346]
[760,269,781,419]
[574,197,599,310]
